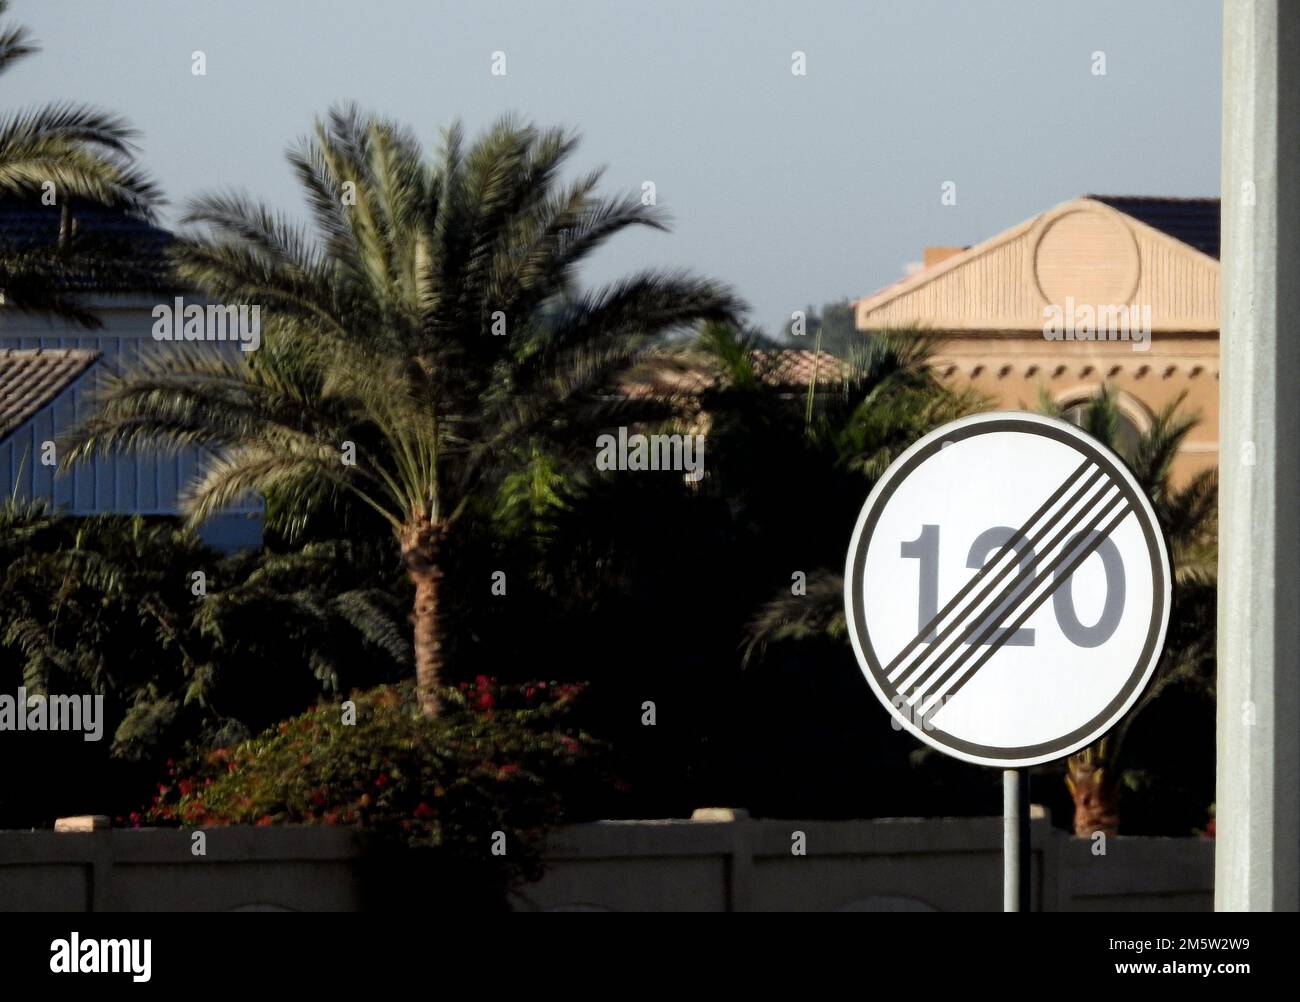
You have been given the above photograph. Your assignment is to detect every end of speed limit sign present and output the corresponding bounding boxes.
[843,412,1172,768]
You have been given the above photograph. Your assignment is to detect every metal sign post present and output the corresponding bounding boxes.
[1003,769,1030,912]
[843,413,1172,912]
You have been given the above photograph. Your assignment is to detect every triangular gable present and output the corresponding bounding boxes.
[0,348,100,441]
[854,196,1220,334]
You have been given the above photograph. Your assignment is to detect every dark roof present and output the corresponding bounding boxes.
[1087,195,1221,259]
[0,198,174,293]
[0,348,100,440]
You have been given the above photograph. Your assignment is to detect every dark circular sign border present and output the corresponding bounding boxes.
[844,413,1171,767]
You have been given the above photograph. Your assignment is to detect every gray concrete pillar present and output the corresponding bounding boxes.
[1218,0,1300,911]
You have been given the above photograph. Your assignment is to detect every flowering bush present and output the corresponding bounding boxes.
[144,678,599,887]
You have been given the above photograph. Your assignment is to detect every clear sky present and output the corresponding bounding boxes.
[5,0,1221,335]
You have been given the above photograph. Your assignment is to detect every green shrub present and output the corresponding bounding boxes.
[145,678,599,887]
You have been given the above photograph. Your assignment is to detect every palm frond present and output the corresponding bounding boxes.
[742,571,847,666]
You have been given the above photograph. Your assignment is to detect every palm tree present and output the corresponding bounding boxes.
[63,108,741,716]
[0,0,159,322]
[1038,386,1217,836]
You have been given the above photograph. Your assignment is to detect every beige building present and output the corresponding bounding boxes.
[854,195,1221,483]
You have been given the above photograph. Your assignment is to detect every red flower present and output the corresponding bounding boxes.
[178,779,193,797]
[310,790,327,808]
[256,815,274,826]
[497,764,521,780]
[474,675,496,710]
[374,773,389,788]
[414,802,435,820]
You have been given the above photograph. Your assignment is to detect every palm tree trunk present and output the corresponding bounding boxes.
[1066,746,1120,837]
[401,518,447,717]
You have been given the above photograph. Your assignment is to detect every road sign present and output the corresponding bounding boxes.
[843,412,1172,768]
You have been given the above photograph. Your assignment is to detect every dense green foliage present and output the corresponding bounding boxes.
[5,327,1216,837]
[0,501,408,827]
[146,680,598,890]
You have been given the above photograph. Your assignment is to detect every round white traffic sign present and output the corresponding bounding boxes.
[844,412,1171,768]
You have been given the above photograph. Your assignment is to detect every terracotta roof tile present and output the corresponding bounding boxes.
[751,349,847,387]
[0,348,100,440]
[620,349,846,397]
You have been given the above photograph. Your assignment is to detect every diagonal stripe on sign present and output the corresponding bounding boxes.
[899,481,1127,704]
[908,491,1131,708]
[915,500,1136,725]
[890,467,1113,692]
[883,458,1096,682]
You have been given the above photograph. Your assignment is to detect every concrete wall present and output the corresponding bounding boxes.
[517,816,1213,912]
[930,333,1220,486]
[0,817,1213,912]
[0,826,360,912]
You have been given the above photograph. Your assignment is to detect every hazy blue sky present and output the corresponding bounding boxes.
[6,0,1221,334]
